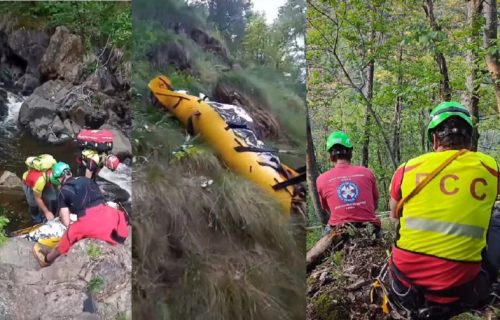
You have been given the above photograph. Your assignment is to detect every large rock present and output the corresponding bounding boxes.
[0,235,131,319]
[149,41,192,72]
[32,79,67,101]
[190,28,230,65]
[7,29,49,77]
[100,125,132,158]
[14,73,39,95]
[39,26,84,83]
[18,94,57,126]
[0,171,22,190]
[18,95,71,143]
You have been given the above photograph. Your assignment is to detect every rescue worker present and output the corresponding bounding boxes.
[77,149,120,180]
[316,131,381,235]
[37,161,129,267]
[387,101,500,319]
[22,155,58,223]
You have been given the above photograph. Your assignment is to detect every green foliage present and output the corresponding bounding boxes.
[172,144,204,162]
[308,0,500,215]
[88,276,104,295]
[0,2,131,55]
[330,250,343,267]
[0,214,9,247]
[205,0,253,47]
[115,312,129,320]
[86,244,102,260]
[307,227,323,250]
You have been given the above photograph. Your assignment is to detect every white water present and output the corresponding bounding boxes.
[1,92,23,138]
[5,92,23,126]
[98,163,132,198]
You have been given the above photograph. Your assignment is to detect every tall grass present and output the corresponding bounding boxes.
[132,152,306,320]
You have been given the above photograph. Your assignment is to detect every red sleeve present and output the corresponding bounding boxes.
[316,176,328,211]
[390,165,405,201]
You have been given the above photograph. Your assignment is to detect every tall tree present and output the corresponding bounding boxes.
[422,0,451,101]
[307,113,329,224]
[466,0,483,150]
[483,0,500,114]
[207,0,253,44]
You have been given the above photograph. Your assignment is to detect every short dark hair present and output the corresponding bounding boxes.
[330,145,352,162]
[430,116,472,150]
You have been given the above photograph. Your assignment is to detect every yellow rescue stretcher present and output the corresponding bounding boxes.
[148,75,304,215]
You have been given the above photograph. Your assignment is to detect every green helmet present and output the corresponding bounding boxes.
[326,131,353,152]
[50,161,71,186]
[427,101,472,142]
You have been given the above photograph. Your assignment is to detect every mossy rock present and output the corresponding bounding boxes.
[312,291,349,320]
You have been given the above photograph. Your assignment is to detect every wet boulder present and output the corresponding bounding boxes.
[18,94,57,126]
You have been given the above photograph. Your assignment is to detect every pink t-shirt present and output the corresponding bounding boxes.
[316,163,380,226]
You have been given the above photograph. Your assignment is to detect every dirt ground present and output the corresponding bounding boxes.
[307,217,500,320]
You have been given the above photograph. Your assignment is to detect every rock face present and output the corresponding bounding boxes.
[190,28,230,65]
[0,234,131,319]
[7,29,49,78]
[149,42,192,72]
[0,25,133,150]
[39,26,84,83]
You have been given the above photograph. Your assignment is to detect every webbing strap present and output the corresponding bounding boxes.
[272,173,306,190]
[234,146,278,153]
[396,149,467,218]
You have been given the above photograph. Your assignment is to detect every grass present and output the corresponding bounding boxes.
[0,209,9,247]
[307,227,323,251]
[88,276,104,295]
[86,244,102,260]
[115,311,129,320]
[132,151,306,320]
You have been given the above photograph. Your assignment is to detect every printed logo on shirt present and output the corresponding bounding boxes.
[337,181,359,203]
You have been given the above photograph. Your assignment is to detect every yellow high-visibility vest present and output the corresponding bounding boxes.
[397,150,499,262]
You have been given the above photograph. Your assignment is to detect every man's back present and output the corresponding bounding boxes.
[316,163,380,226]
[58,176,105,218]
[390,150,499,302]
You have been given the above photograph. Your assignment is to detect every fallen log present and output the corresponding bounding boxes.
[306,230,343,271]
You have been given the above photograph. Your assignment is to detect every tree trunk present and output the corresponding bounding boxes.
[376,145,388,211]
[361,108,371,167]
[361,29,375,168]
[483,0,500,114]
[392,45,403,164]
[306,229,343,271]
[422,0,452,101]
[306,113,329,225]
[466,0,483,150]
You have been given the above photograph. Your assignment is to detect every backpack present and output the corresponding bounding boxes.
[25,154,56,172]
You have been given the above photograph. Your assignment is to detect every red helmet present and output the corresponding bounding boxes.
[105,155,120,171]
